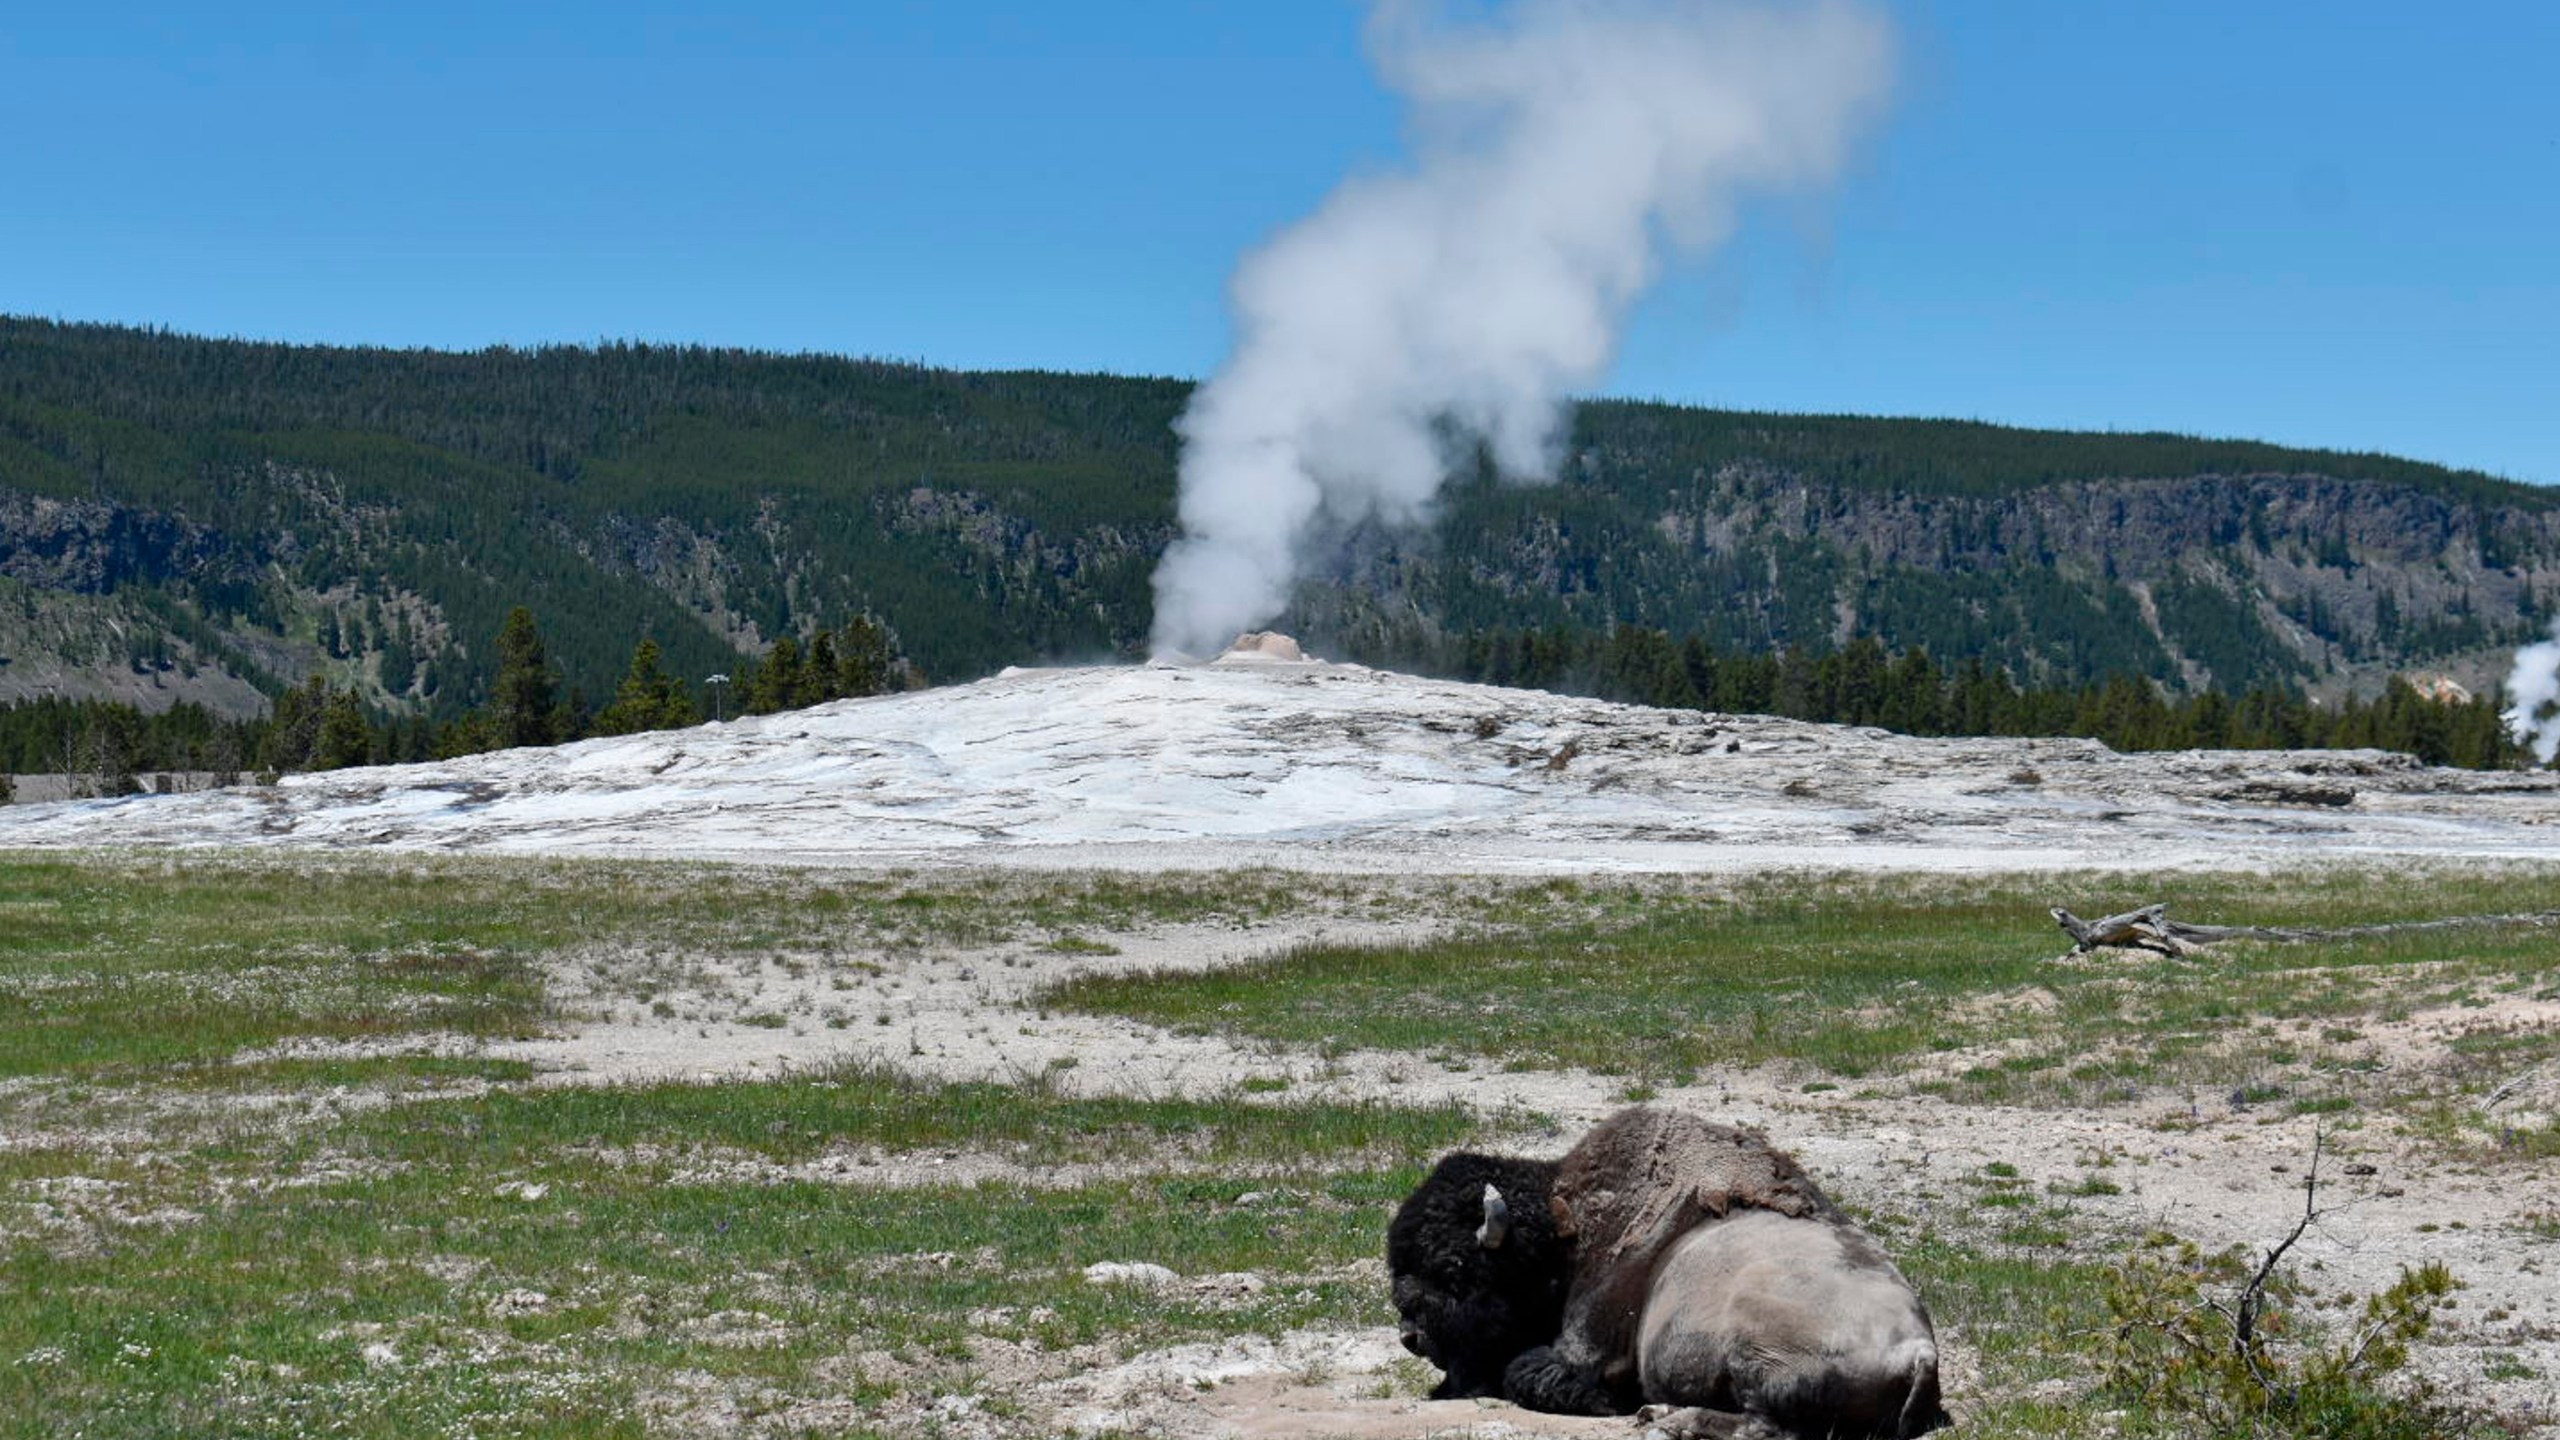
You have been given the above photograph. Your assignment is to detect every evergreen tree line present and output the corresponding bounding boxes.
[0,317,1189,694]
[1435,624,2526,769]
[322,607,919,765]
[7,316,2550,707]
[0,605,918,792]
[5,613,2526,803]
[0,696,262,796]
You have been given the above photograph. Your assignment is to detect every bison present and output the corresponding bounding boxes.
[1388,1106,1946,1439]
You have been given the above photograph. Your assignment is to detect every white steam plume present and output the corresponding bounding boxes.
[2504,619,2560,764]
[1149,0,1893,658]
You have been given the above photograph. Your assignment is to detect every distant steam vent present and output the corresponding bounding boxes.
[2505,620,2560,764]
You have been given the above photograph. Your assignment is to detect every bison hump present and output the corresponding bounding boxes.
[1552,1107,1838,1266]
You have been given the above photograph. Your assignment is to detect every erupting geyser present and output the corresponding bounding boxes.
[1148,0,1894,660]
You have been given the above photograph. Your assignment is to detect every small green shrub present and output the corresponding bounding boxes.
[2102,1231,2469,1438]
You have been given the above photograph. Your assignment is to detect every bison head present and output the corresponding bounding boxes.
[1386,1151,1568,1399]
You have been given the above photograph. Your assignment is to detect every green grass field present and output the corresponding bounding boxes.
[1049,867,2560,1138]
[4,1070,1470,1439]
[2,851,2547,1438]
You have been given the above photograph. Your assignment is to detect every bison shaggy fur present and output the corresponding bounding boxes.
[1385,1150,1567,1400]
[1388,1106,1947,1438]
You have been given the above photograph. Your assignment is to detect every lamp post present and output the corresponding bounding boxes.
[705,673,730,722]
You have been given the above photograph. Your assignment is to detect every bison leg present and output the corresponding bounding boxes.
[1419,1342,1509,1401]
[1637,1406,1786,1440]
[1500,1344,1624,1415]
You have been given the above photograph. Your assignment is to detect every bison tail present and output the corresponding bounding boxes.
[1888,1339,1948,1437]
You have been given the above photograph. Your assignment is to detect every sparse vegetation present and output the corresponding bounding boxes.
[0,1074,1469,1439]
[2103,1235,2472,1438]
[1047,866,2560,1133]
[1,851,2551,1437]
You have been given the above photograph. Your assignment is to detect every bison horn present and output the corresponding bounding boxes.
[1476,1183,1511,1250]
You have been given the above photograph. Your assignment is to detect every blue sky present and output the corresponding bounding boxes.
[5,1,2553,483]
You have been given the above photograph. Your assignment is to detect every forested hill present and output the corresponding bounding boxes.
[1,315,2552,721]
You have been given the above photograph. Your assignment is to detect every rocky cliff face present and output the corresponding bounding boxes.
[4,458,2554,716]
[1749,471,2550,682]
[1292,465,2556,698]
[0,491,248,594]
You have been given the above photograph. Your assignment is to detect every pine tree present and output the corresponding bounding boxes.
[1484,629,1521,688]
[1880,645,1944,735]
[1832,636,1891,727]
[2180,689,2236,749]
[1680,636,1719,712]
[313,689,374,770]
[553,687,589,747]
[1771,646,1820,720]
[797,629,840,708]
[594,638,700,735]
[69,708,144,797]
[261,676,332,772]
[747,636,803,715]
[837,615,897,697]
[1717,652,1780,715]
[432,710,502,760]
[492,606,558,748]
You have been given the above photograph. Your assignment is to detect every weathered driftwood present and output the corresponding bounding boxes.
[2053,903,2560,956]
[2049,903,2307,955]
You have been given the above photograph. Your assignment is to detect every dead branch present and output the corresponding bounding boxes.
[2229,1131,2338,1407]
[2486,1062,2554,1111]
[2052,902,2560,956]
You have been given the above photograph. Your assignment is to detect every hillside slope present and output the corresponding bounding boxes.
[2,317,2551,717]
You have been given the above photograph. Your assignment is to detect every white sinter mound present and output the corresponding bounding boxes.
[4,656,2555,871]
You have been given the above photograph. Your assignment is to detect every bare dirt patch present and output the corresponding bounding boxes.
[491,910,1463,1098]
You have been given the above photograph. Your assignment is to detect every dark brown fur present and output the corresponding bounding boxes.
[1384,1150,1567,1399]
[1540,1106,1843,1394]
[1392,1107,1947,1438]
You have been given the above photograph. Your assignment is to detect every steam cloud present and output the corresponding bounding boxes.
[2505,619,2560,765]
[1149,0,1893,659]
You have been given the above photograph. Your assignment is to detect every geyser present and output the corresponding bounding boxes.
[1148,0,1894,660]
[2505,618,2560,764]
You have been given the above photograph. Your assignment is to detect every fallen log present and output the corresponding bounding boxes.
[2049,904,2311,955]
[2050,903,2560,956]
